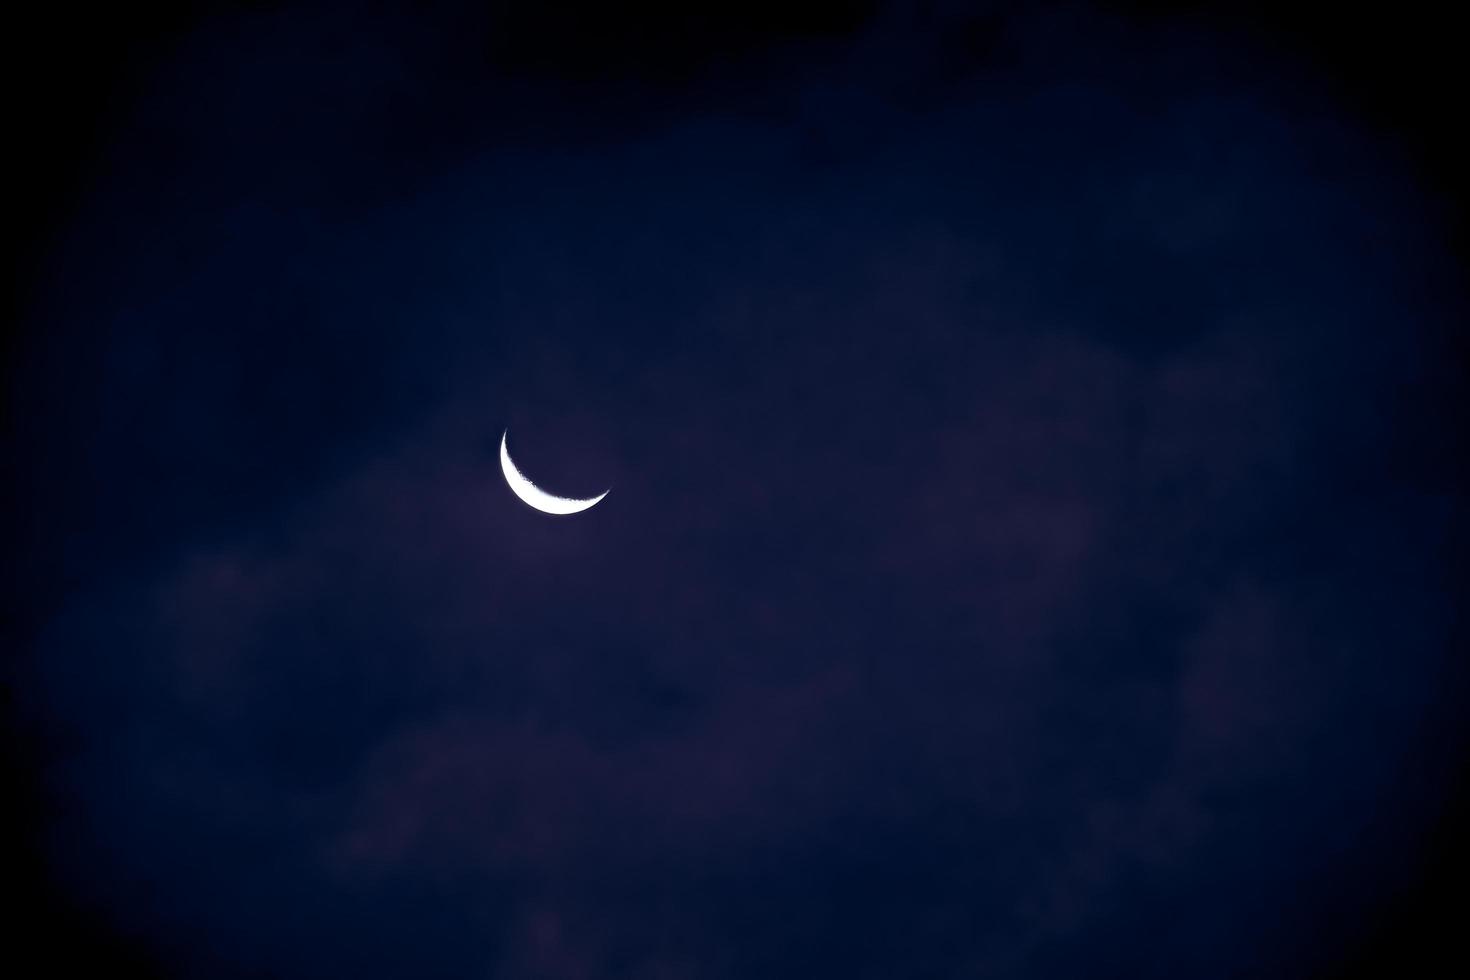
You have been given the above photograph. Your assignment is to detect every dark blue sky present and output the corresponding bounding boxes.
[6,3,1467,978]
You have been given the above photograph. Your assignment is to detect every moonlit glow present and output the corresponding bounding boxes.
[499,429,610,515]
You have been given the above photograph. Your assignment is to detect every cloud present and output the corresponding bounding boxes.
[14,3,1463,977]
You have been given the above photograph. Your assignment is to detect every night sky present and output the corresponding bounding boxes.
[5,2,1468,978]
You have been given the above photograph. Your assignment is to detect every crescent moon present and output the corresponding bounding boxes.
[499,429,610,515]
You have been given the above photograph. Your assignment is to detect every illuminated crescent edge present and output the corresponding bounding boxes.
[500,430,610,515]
